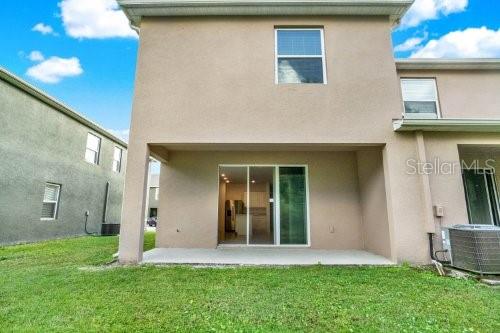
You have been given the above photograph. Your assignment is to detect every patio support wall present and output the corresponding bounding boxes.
[118,143,150,264]
[356,150,392,259]
[382,138,429,263]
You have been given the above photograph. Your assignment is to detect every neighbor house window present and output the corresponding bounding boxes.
[155,188,159,200]
[401,79,440,118]
[275,28,326,84]
[41,183,60,220]
[112,147,123,172]
[85,133,101,164]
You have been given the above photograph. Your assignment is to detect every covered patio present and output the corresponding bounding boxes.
[120,143,395,264]
[142,247,394,266]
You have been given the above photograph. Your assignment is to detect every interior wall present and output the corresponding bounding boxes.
[157,150,364,249]
[225,183,256,201]
[356,150,391,258]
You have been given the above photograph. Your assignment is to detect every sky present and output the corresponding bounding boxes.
[1,0,499,142]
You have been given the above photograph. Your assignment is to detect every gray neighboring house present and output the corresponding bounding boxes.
[148,173,159,218]
[0,67,128,245]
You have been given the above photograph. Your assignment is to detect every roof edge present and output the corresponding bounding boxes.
[118,0,414,28]
[0,67,128,148]
[396,58,500,71]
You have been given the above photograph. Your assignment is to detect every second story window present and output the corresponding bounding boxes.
[85,133,101,165]
[113,147,123,172]
[275,28,326,84]
[401,79,440,119]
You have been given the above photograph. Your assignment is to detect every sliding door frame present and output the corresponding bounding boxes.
[462,167,500,226]
[218,164,311,247]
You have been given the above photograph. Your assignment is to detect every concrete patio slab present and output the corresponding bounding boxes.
[142,247,394,266]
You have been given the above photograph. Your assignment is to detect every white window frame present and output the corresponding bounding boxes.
[400,78,441,119]
[85,133,101,165]
[41,183,60,221]
[274,28,327,85]
[112,146,123,172]
[217,164,311,247]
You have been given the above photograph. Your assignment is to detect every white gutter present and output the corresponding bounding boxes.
[0,67,128,148]
[118,0,414,29]
[393,119,500,133]
[396,58,500,71]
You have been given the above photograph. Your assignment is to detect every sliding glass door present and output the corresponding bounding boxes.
[218,165,309,246]
[279,167,308,245]
[463,169,500,225]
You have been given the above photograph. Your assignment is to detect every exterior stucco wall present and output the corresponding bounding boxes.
[423,133,500,229]
[0,77,127,245]
[156,151,366,250]
[381,138,430,263]
[397,70,500,119]
[379,133,500,263]
[131,16,403,145]
[120,15,428,263]
[356,150,391,258]
[119,14,500,264]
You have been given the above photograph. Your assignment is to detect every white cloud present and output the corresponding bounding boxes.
[59,0,136,39]
[107,129,130,142]
[28,51,45,62]
[26,56,83,84]
[32,22,57,35]
[401,0,468,28]
[394,32,429,52]
[411,27,500,58]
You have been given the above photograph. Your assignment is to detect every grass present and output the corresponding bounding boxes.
[0,233,499,332]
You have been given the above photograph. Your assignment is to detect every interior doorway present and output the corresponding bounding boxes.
[218,166,248,245]
[217,165,309,246]
[249,166,275,244]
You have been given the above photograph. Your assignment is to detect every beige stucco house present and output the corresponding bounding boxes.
[117,0,500,264]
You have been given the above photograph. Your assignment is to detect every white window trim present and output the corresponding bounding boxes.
[113,146,123,173]
[274,28,327,85]
[218,164,311,247]
[85,133,101,165]
[400,78,441,119]
[41,183,60,221]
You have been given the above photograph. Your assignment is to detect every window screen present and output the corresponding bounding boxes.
[401,79,439,118]
[276,29,326,84]
[41,183,60,220]
[113,147,122,172]
[85,133,101,164]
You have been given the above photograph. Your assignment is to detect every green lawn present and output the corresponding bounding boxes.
[0,233,499,332]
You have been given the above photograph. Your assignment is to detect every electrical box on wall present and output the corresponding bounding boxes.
[434,205,444,217]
